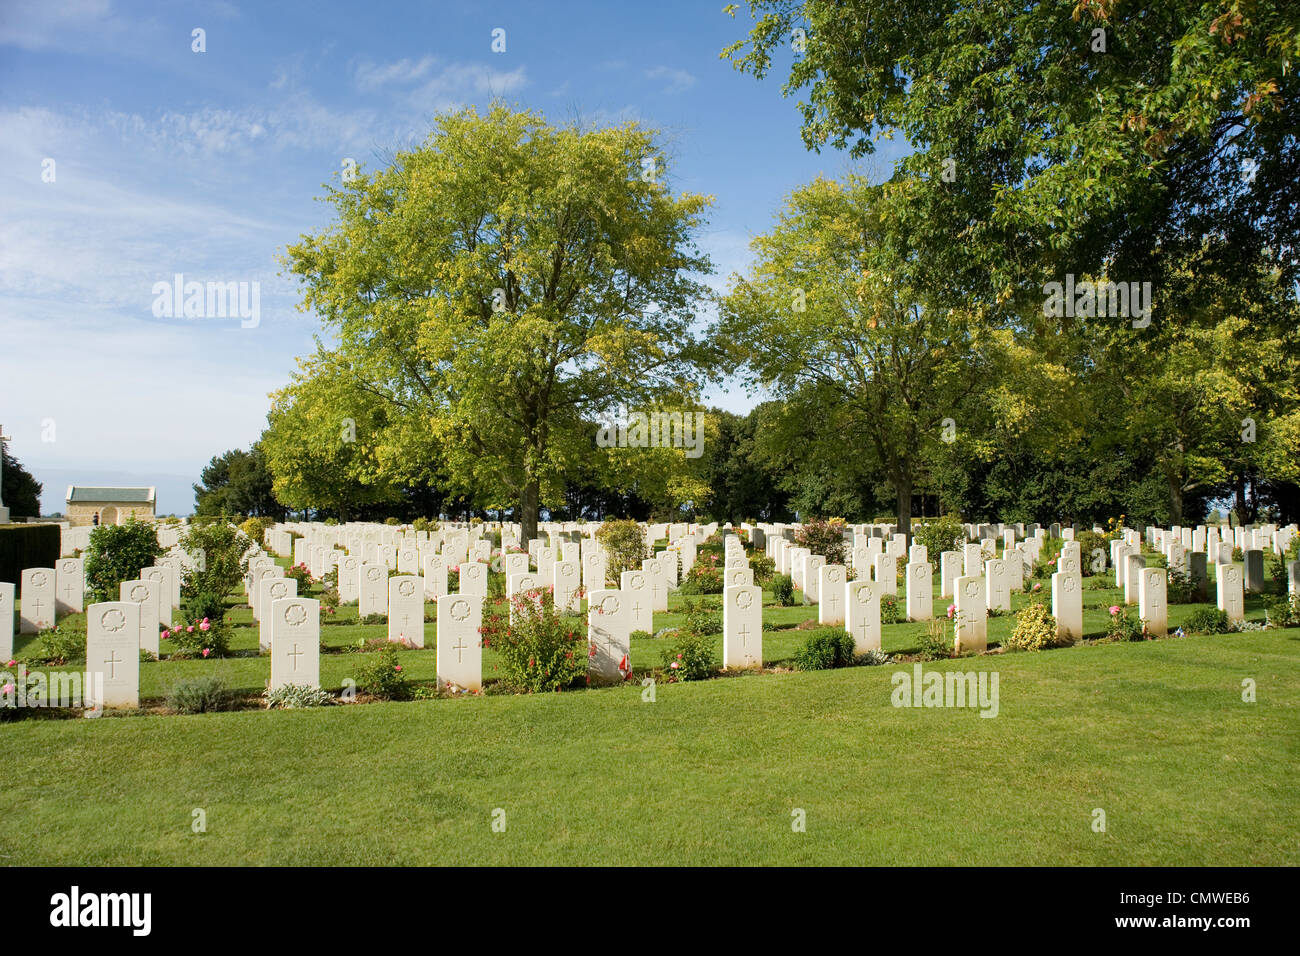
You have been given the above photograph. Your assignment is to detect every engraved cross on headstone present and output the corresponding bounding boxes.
[104,649,122,680]
[452,636,468,663]
[288,643,304,671]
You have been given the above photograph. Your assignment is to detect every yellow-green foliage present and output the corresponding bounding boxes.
[1006,601,1060,651]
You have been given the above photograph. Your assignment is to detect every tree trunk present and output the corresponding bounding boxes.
[1168,476,1184,527]
[1234,478,1248,526]
[520,478,540,544]
[896,481,913,544]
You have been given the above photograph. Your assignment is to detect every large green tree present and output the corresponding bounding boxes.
[282,104,715,542]
[720,176,994,538]
[193,444,285,519]
[1,443,42,519]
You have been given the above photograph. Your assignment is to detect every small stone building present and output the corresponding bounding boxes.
[65,486,156,527]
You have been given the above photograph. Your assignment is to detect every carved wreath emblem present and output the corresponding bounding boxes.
[284,603,309,626]
[271,582,287,599]
[129,584,149,602]
[600,595,621,615]
[100,608,127,633]
[398,579,416,597]
[30,570,49,588]
[450,599,471,622]
[736,590,754,610]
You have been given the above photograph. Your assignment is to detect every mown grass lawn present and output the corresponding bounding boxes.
[2,557,1298,865]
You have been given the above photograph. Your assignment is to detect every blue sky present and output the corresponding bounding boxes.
[0,0,906,514]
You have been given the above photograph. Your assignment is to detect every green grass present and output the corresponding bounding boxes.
[2,561,1297,865]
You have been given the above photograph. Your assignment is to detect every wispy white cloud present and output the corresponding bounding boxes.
[646,66,696,95]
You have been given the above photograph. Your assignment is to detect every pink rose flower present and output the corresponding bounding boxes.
[1,682,14,695]
[1109,606,1120,615]
[186,626,194,633]
[162,630,170,640]
[200,620,210,632]
[201,648,210,658]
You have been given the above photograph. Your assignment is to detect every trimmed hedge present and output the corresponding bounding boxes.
[0,523,60,586]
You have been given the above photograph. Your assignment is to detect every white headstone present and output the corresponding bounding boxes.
[270,597,320,691]
[906,561,933,621]
[586,589,630,683]
[86,602,141,709]
[359,562,388,618]
[845,578,880,653]
[818,564,846,625]
[723,584,762,669]
[1051,572,1082,643]
[1216,563,1244,623]
[873,553,897,596]
[1139,567,1168,638]
[388,575,425,646]
[120,579,161,656]
[953,574,987,655]
[257,577,297,650]
[0,583,12,662]
[19,568,55,634]
[55,557,85,614]
[437,593,482,691]
[620,570,653,634]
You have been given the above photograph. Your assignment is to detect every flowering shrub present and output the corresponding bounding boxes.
[1005,601,1059,651]
[351,644,410,700]
[679,553,723,594]
[880,593,903,625]
[165,616,229,658]
[793,517,848,566]
[748,552,776,584]
[660,632,716,681]
[1103,605,1145,642]
[481,587,586,693]
[285,564,314,591]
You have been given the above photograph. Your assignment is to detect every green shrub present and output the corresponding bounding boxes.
[164,616,230,658]
[918,618,952,660]
[681,597,722,636]
[793,517,848,566]
[180,522,250,603]
[1076,530,1108,577]
[351,644,410,700]
[285,564,314,590]
[239,516,269,546]
[748,552,776,584]
[481,587,586,693]
[84,517,164,603]
[0,524,59,590]
[1005,601,1059,651]
[661,631,717,681]
[630,630,653,641]
[1103,605,1145,642]
[264,684,332,709]
[1166,568,1196,604]
[1182,607,1231,635]
[595,519,647,586]
[880,593,903,624]
[913,515,965,561]
[679,554,724,594]
[793,629,857,670]
[360,613,387,626]
[1264,594,1300,628]
[771,573,795,606]
[167,676,236,714]
[40,620,86,664]
[181,588,227,626]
